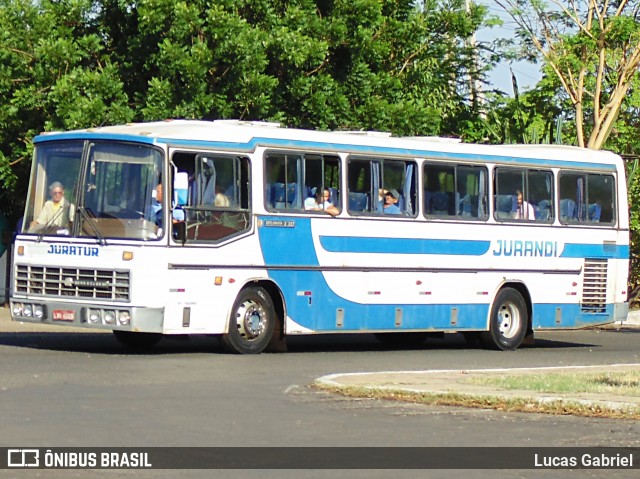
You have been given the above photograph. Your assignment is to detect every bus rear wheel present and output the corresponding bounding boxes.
[222,286,275,354]
[480,287,528,351]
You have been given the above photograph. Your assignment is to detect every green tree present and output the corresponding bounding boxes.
[0,0,134,223]
[1,0,494,223]
[494,0,640,150]
[97,0,490,135]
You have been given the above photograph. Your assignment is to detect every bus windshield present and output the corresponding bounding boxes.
[24,141,164,241]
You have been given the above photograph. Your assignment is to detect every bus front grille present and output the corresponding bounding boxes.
[581,259,607,313]
[15,265,131,302]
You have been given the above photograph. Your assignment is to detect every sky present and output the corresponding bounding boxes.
[475,0,543,95]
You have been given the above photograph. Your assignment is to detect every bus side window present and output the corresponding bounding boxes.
[494,167,552,222]
[265,153,301,211]
[559,171,614,225]
[424,162,486,220]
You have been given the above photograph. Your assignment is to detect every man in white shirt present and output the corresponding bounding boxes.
[304,187,339,216]
[30,182,73,231]
[514,190,535,220]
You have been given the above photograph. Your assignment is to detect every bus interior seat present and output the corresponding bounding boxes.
[286,183,297,208]
[559,198,576,221]
[429,192,449,215]
[495,194,515,219]
[222,184,235,206]
[589,203,601,222]
[201,174,216,205]
[271,182,286,208]
[536,199,551,220]
[348,192,368,212]
[305,186,316,199]
[458,194,472,217]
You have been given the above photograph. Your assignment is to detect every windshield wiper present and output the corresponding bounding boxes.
[77,206,108,246]
[35,204,70,242]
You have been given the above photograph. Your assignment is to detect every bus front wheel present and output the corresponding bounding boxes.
[222,287,275,354]
[480,287,528,351]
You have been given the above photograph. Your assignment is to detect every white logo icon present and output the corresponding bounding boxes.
[8,449,40,467]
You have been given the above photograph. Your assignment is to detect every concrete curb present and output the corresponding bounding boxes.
[315,364,640,413]
[621,309,640,327]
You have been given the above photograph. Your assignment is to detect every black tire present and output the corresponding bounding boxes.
[221,287,276,354]
[113,330,163,349]
[374,332,429,347]
[480,287,528,351]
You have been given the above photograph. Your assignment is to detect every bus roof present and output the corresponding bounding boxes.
[34,119,622,167]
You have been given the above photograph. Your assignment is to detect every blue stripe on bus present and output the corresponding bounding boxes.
[559,243,629,259]
[532,303,613,328]
[319,236,491,255]
[257,217,618,331]
[34,132,159,145]
[34,133,618,171]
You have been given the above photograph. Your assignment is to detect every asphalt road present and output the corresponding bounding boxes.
[0,309,639,479]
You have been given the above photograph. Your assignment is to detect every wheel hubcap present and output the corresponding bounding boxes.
[497,302,521,339]
[236,300,267,340]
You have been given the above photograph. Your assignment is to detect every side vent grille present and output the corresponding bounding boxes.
[581,259,607,313]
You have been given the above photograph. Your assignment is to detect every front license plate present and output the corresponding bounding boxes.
[53,310,75,322]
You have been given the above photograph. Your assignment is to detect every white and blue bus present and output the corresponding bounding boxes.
[10,120,630,353]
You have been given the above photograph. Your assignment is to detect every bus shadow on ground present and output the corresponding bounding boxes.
[0,331,608,355]
[276,333,601,353]
[0,331,223,355]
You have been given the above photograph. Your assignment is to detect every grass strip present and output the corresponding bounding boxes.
[465,371,640,396]
[313,383,640,420]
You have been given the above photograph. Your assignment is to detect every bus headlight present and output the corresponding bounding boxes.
[23,304,33,317]
[88,309,101,323]
[103,310,116,324]
[117,311,131,326]
[33,305,45,319]
[12,303,23,316]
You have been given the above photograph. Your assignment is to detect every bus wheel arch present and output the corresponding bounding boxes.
[480,283,531,351]
[221,281,285,354]
[256,280,287,352]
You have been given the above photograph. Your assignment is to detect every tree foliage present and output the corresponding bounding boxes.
[0,0,492,226]
[0,0,134,221]
[494,0,640,150]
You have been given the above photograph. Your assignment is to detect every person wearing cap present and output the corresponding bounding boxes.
[383,189,402,215]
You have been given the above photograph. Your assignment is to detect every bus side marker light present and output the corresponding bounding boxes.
[215,276,223,285]
[17,246,24,256]
[122,251,134,261]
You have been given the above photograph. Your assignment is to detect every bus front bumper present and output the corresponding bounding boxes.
[10,299,164,333]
